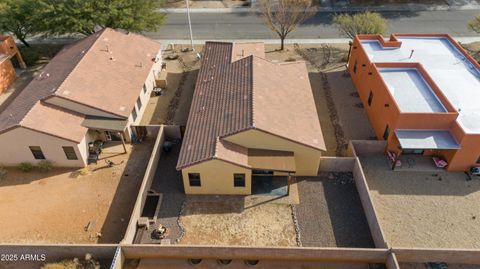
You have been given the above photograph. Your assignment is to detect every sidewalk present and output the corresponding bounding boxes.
[158,0,480,13]
[156,36,480,50]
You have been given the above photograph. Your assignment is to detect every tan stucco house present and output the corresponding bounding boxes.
[0,28,162,167]
[177,42,325,195]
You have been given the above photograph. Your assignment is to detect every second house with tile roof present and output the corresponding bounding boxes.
[177,42,325,195]
[0,28,162,167]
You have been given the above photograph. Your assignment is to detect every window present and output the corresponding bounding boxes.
[353,60,358,74]
[136,97,142,110]
[29,146,45,160]
[132,108,137,121]
[403,149,424,155]
[188,173,201,187]
[143,84,147,93]
[234,173,246,187]
[62,146,78,160]
[368,91,374,107]
[383,124,390,140]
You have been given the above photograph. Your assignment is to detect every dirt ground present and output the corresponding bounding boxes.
[462,42,480,63]
[179,195,297,246]
[295,173,375,248]
[140,46,202,125]
[0,140,154,244]
[361,155,480,249]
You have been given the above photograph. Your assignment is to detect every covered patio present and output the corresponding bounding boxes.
[248,149,295,196]
[389,130,460,172]
[82,116,129,164]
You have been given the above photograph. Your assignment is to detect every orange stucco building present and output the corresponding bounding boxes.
[0,35,26,93]
[348,33,480,172]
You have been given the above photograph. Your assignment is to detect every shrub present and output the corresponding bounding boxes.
[38,160,53,172]
[0,168,7,180]
[18,162,33,172]
[333,11,387,39]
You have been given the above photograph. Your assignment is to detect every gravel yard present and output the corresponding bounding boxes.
[295,172,375,248]
[135,144,185,244]
[179,195,297,246]
[325,67,376,141]
[361,155,480,248]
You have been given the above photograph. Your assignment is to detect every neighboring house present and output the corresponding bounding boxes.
[177,42,325,195]
[0,28,162,167]
[0,35,26,93]
[348,33,480,172]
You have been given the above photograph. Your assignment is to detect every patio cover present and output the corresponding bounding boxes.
[248,149,296,173]
[81,116,128,132]
[395,130,460,150]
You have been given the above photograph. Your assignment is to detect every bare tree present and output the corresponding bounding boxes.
[260,0,314,51]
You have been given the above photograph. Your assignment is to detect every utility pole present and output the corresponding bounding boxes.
[186,0,195,51]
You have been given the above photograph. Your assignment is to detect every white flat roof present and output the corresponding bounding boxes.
[395,129,460,150]
[379,68,446,113]
[361,37,480,133]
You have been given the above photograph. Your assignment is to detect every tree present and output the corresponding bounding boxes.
[333,11,386,39]
[468,14,480,33]
[260,0,314,51]
[42,0,165,36]
[0,0,48,47]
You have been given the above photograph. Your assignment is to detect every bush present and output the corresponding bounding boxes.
[38,160,53,172]
[0,168,7,180]
[18,162,33,172]
[333,11,387,39]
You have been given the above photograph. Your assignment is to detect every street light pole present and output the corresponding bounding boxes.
[186,0,194,51]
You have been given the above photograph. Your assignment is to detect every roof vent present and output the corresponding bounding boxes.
[136,62,143,68]
[63,90,70,96]
[119,106,126,111]
[110,56,116,61]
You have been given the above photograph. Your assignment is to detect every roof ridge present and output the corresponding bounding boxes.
[54,28,109,97]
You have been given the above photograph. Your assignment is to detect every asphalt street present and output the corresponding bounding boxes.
[145,10,478,40]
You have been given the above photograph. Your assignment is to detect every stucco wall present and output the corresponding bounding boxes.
[0,127,86,167]
[318,157,355,172]
[0,58,16,94]
[224,129,322,176]
[122,125,164,244]
[352,158,389,248]
[182,160,252,195]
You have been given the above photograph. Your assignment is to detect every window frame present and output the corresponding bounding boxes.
[383,124,390,140]
[188,173,201,187]
[136,97,142,110]
[132,107,137,121]
[353,60,358,74]
[233,173,246,187]
[368,90,374,107]
[62,146,78,160]
[143,84,147,93]
[29,146,45,160]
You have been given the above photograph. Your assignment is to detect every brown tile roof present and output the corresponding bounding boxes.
[0,31,100,136]
[55,28,161,118]
[177,42,325,170]
[21,103,87,143]
[0,28,160,142]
